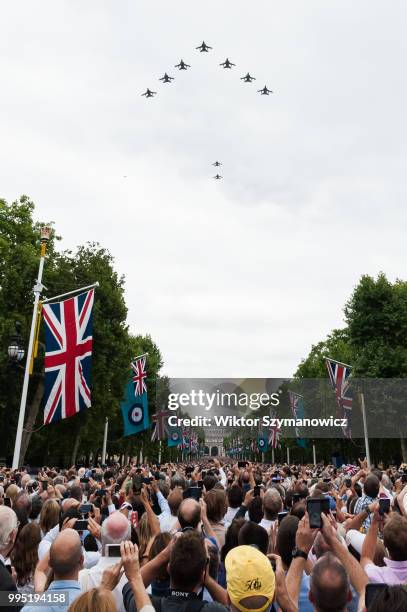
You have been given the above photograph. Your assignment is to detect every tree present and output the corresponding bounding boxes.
[0,196,144,466]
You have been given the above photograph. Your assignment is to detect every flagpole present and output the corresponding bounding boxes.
[359,393,371,469]
[271,447,275,464]
[286,446,290,465]
[158,440,162,464]
[102,417,109,465]
[12,227,51,469]
[42,282,99,304]
[312,441,317,465]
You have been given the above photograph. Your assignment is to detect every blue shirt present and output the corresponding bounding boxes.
[21,580,81,612]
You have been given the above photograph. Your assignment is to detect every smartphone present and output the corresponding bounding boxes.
[365,583,387,608]
[74,519,88,531]
[106,544,121,557]
[201,471,206,479]
[94,474,103,482]
[115,484,121,493]
[307,499,323,529]
[96,489,107,497]
[293,493,300,503]
[238,461,248,468]
[278,511,288,524]
[41,480,48,489]
[197,480,204,489]
[254,485,261,497]
[183,487,202,501]
[4,497,11,507]
[80,478,89,484]
[0,475,4,482]
[345,478,352,488]
[79,504,93,515]
[323,478,331,483]
[27,484,33,493]
[379,498,390,515]
[321,498,330,515]
[401,473,407,484]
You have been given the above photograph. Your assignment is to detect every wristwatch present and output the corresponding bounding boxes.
[292,547,308,560]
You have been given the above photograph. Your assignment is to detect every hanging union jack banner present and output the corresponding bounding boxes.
[326,358,353,438]
[269,418,282,449]
[42,289,94,425]
[151,408,172,441]
[131,356,147,397]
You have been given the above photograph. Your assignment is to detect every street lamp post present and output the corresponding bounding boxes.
[0,324,25,466]
[12,227,51,469]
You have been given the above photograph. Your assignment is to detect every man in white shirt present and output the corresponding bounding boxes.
[79,511,131,612]
[258,488,282,531]
[151,480,182,533]
[224,484,244,529]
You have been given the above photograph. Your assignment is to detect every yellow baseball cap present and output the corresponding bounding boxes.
[225,545,275,612]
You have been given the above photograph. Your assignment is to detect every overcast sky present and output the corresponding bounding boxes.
[1,1,407,378]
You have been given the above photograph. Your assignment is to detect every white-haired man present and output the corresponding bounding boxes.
[0,507,19,611]
[79,511,131,612]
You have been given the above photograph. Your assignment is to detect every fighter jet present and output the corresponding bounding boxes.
[219,58,235,69]
[212,161,222,167]
[196,41,212,52]
[159,73,174,83]
[141,89,156,98]
[258,86,273,95]
[241,73,256,83]
[175,59,191,70]
[213,174,223,180]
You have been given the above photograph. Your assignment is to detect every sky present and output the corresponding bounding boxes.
[1,1,407,378]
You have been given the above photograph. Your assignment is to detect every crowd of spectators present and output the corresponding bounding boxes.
[0,456,407,611]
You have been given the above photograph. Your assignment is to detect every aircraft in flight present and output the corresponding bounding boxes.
[258,86,273,95]
[159,73,174,83]
[219,58,235,69]
[141,89,156,98]
[213,174,223,180]
[196,41,212,52]
[175,59,191,70]
[213,161,222,167]
[241,73,256,83]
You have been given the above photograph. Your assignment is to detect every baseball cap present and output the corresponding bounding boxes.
[225,545,275,612]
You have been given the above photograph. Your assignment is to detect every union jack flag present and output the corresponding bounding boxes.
[131,356,147,397]
[326,358,353,438]
[151,408,172,441]
[42,289,94,425]
[269,416,281,449]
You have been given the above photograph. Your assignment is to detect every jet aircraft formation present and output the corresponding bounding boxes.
[141,40,274,180]
[141,39,273,100]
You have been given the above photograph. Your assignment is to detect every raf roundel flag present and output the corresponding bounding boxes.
[121,356,150,437]
[257,433,269,453]
[168,426,182,447]
[42,289,94,425]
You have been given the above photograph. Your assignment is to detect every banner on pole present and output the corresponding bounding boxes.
[121,355,150,437]
[43,289,94,424]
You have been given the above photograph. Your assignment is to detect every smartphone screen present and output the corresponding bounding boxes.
[79,504,93,515]
[74,519,88,531]
[197,480,204,489]
[143,477,152,484]
[345,478,352,488]
[293,493,300,503]
[182,487,202,501]
[379,498,390,515]
[80,478,89,484]
[307,499,323,528]
[254,485,261,497]
[278,511,288,524]
[4,497,11,507]
[238,461,248,468]
[106,544,121,557]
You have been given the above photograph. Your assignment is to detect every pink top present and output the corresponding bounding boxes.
[365,558,407,585]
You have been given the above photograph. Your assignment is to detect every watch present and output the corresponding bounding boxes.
[292,547,308,560]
